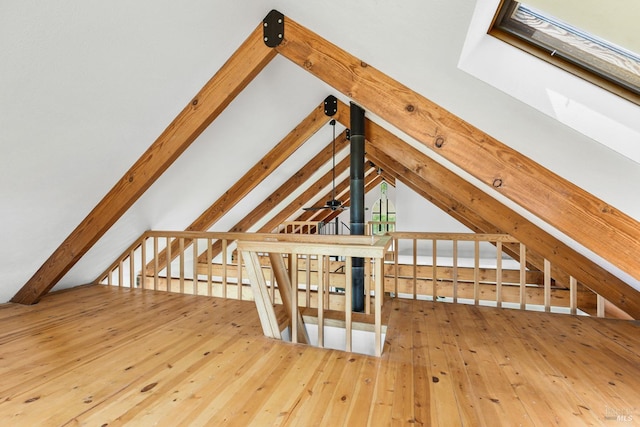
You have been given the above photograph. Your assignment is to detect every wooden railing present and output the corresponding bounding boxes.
[386,232,603,316]
[97,230,624,354]
[95,230,392,356]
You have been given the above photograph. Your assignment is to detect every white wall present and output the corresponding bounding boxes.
[1,0,638,302]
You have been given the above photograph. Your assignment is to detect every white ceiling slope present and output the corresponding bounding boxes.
[0,0,638,302]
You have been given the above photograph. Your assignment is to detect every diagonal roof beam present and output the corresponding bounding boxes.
[362,119,640,318]
[275,14,640,282]
[249,154,351,236]
[366,150,538,270]
[12,23,277,304]
[150,100,332,272]
[315,169,384,228]
[197,130,350,263]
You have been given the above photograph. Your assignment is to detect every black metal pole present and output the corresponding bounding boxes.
[350,102,365,312]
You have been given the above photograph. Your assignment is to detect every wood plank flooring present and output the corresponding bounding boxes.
[0,285,638,426]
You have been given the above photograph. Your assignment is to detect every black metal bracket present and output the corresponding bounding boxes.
[263,10,284,47]
[324,95,337,116]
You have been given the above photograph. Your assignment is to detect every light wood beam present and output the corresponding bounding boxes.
[315,170,382,227]
[253,155,351,235]
[268,253,310,344]
[12,23,277,305]
[150,100,331,273]
[276,15,640,282]
[198,131,349,262]
[364,122,640,318]
[366,150,538,270]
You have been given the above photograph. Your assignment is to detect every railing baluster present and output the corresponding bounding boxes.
[365,258,371,315]
[118,258,123,288]
[153,237,159,291]
[129,248,135,288]
[166,237,172,292]
[432,239,437,300]
[597,295,605,318]
[237,250,243,301]
[375,254,384,357]
[544,258,551,312]
[193,238,198,295]
[393,237,399,297]
[413,238,417,300]
[569,276,577,315]
[305,255,311,308]
[291,252,299,344]
[141,236,147,289]
[221,239,226,298]
[207,239,213,297]
[519,243,526,310]
[474,240,480,305]
[345,256,352,353]
[496,241,503,308]
[452,239,458,304]
[179,238,185,293]
[317,254,324,348]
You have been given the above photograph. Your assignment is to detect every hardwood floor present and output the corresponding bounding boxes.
[0,285,638,426]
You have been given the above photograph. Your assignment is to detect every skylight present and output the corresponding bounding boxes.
[490,0,640,104]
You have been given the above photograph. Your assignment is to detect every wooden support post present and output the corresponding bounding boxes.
[241,250,281,339]
[268,252,309,344]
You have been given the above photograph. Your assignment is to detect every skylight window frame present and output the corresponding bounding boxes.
[489,0,640,106]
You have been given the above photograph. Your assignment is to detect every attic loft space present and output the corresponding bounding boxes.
[490,0,640,104]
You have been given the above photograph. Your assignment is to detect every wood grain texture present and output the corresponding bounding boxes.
[197,131,350,263]
[276,16,640,282]
[364,128,640,318]
[12,24,277,305]
[151,101,331,272]
[1,286,639,425]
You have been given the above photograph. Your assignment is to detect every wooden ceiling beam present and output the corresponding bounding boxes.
[250,154,352,236]
[318,169,383,227]
[197,131,349,262]
[12,23,277,304]
[276,15,640,281]
[366,148,541,272]
[363,119,640,318]
[150,100,331,272]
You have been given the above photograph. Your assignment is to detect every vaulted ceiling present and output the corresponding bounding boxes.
[1,1,639,311]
